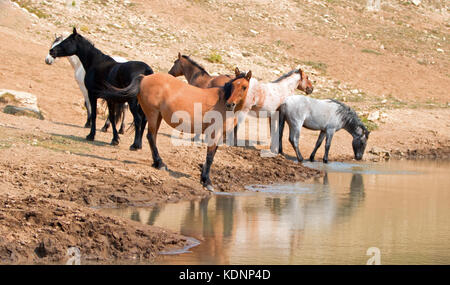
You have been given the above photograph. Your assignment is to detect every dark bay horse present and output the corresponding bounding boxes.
[168,53,233,88]
[49,28,153,150]
[101,72,253,191]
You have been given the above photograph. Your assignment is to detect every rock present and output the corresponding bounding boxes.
[411,0,421,6]
[367,110,380,121]
[369,147,390,158]
[0,89,43,119]
[3,106,44,120]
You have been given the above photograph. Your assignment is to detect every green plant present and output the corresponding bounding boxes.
[361,49,382,55]
[205,50,223,64]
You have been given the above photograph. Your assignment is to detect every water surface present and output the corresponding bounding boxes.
[101,160,450,264]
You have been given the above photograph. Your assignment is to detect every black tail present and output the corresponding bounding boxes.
[99,74,145,102]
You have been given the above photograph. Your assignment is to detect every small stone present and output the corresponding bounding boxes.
[367,110,380,121]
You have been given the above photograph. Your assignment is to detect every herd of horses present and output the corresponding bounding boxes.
[45,28,369,191]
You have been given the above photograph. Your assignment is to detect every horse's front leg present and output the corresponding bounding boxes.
[323,129,335,163]
[107,101,120,145]
[86,93,97,141]
[309,130,326,162]
[201,144,218,192]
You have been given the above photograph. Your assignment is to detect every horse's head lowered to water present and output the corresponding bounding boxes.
[224,70,252,111]
[352,127,370,160]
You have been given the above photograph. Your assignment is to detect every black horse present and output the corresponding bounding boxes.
[49,27,153,150]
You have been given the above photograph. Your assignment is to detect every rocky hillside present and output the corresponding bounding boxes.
[6,0,449,110]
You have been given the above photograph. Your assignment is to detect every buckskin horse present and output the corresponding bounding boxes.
[100,71,253,191]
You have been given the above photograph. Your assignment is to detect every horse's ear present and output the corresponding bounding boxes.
[73,27,77,35]
[234,67,240,77]
[245,70,252,81]
[178,52,181,59]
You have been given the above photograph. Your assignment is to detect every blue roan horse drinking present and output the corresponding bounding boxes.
[277,96,370,163]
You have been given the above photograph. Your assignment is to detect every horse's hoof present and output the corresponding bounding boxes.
[110,139,120,146]
[86,134,95,141]
[309,157,315,162]
[205,185,214,192]
[129,144,142,151]
[152,161,167,170]
[323,159,328,164]
[118,129,125,135]
[101,127,108,133]
[84,123,91,128]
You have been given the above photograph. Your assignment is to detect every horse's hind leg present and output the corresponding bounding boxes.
[101,100,111,133]
[147,113,166,170]
[101,118,111,133]
[323,129,335,163]
[137,105,147,148]
[107,101,120,145]
[288,121,303,162]
[118,103,127,134]
[84,100,91,128]
[128,100,143,150]
[309,130,326,162]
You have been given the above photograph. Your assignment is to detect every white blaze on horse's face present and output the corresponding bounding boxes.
[45,36,64,65]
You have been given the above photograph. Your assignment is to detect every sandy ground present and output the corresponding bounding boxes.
[0,0,448,264]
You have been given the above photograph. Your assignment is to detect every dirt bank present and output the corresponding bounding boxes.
[0,0,448,264]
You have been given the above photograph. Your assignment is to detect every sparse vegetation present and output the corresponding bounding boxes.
[361,116,379,132]
[361,49,382,56]
[205,50,223,64]
[11,0,48,19]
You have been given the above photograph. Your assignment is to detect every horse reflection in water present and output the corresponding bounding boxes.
[119,172,365,264]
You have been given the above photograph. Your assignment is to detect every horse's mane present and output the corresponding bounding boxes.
[181,55,209,75]
[223,73,246,100]
[271,69,300,83]
[74,33,114,62]
[331,99,368,134]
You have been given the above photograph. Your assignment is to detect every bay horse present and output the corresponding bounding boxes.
[48,28,153,150]
[168,53,233,88]
[232,68,313,148]
[278,96,370,163]
[101,71,253,191]
[45,34,128,133]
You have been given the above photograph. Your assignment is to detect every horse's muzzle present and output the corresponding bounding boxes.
[45,55,54,65]
[226,103,236,111]
[49,49,57,58]
[306,87,314,94]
